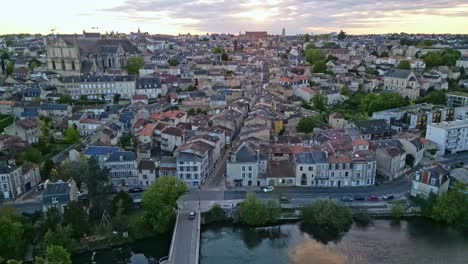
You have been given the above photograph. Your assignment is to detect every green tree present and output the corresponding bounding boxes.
[391,201,406,220]
[418,90,446,105]
[1,49,10,75]
[168,58,179,66]
[83,158,110,222]
[113,93,121,104]
[396,60,411,70]
[337,29,347,40]
[301,200,352,242]
[6,260,22,264]
[380,51,389,57]
[63,201,89,238]
[0,216,24,260]
[112,191,134,215]
[46,245,71,264]
[239,193,279,226]
[112,202,129,233]
[303,33,310,43]
[297,117,317,134]
[126,57,145,75]
[44,225,73,251]
[431,190,465,225]
[58,95,72,104]
[353,210,373,226]
[64,126,80,144]
[312,93,328,112]
[422,48,461,68]
[305,49,325,65]
[341,85,351,96]
[6,61,14,76]
[204,204,226,224]
[417,39,433,47]
[19,147,43,164]
[312,60,327,74]
[187,108,196,116]
[212,47,223,54]
[34,257,45,264]
[141,176,187,233]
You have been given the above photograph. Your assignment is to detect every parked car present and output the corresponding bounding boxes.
[189,211,196,220]
[367,195,379,201]
[129,187,143,193]
[340,196,353,202]
[262,186,274,193]
[36,183,44,191]
[382,195,394,200]
[280,196,291,203]
[354,195,365,201]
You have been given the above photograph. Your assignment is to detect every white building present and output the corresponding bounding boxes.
[426,120,468,154]
[411,165,450,198]
[226,143,260,187]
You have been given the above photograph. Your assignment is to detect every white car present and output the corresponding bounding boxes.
[262,186,275,193]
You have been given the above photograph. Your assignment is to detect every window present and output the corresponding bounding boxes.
[330,172,334,177]
[286,179,293,184]
[61,60,66,70]
[52,60,56,69]
[300,166,303,171]
[248,173,252,178]
[242,173,245,179]
[309,166,312,171]
[345,172,349,177]
[52,197,58,203]
[248,166,252,171]
[72,61,76,71]
[242,166,246,172]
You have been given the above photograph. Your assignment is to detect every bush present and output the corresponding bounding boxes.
[391,201,406,220]
[239,193,280,226]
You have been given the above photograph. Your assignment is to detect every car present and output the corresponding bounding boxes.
[36,183,45,191]
[382,195,394,200]
[188,211,196,220]
[340,196,353,202]
[367,195,379,201]
[129,187,143,193]
[354,195,365,201]
[262,186,274,192]
[280,196,291,203]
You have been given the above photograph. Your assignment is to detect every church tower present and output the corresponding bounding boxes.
[282,28,286,38]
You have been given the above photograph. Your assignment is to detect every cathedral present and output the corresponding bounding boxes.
[45,31,138,76]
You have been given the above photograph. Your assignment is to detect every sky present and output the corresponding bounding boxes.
[3,0,468,35]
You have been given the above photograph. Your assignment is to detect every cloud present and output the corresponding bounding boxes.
[99,0,468,34]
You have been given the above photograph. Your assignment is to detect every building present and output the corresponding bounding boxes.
[59,75,136,100]
[383,69,420,100]
[371,104,455,131]
[426,120,468,154]
[295,151,329,187]
[104,151,138,188]
[40,103,72,119]
[266,159,296,187]
[4,118,40,144]
[354,119,394,140]
[226,142,260,187]
[176,147,209,188]
[411,165,450,198]
[138,159,157,189]
[82,146,121,166]
[446,92,468,107]
[0,163,23,200]
[373,140,407,181]
[42,180,78,213]
[135,77,165,99]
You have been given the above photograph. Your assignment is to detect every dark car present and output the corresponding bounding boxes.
[129,187,143,193]
[382,195,394,200]
[354,195,365,201]
[340,196,353,202]
[367,195,379,201]
[189,211,196,220]
[280,196,291,203]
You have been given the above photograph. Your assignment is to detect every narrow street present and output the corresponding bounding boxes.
[201,150,229,190]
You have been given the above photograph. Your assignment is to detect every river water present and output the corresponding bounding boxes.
[74,218,468,264]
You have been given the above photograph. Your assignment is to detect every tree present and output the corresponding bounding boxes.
[212,47,223,54]
[6,260,22,264]
[58,95,72,104]
[82,158,110,222]
[337,30,347,40]
[341,85,351,96]
[431,190,465,225]
[46,245,71,264]
[168,58,179,66]
[422,48,461,68]
[6,61,14,76]
[305,49,325,65]
[312,93,328,112]
[396,60,411,70]
[312,60,327,74]
[301,200,352,242]
[303,33,310,42]
[64,127,80,144]
[63,201,89,238]
[141,176,187,233]
[297,117,317,134]
[34,257,45,264]
[239,193,279,226]
[187,108,196,116]
[1,49,10,75]
[380,51,389,58]
[112,191,134,215]
[126,57,145,75]
[44,225,73,251]
[113,93,121,104]
[0,216,24,260]
[417,90,446,105]
[391,201,406,220]
[221,52,229,61]
[205,204,226,224]
[417,39,433,47]
[186,85,196,92]
[353,210,373,226]
[19,147,43,164]
[28,59,41,71]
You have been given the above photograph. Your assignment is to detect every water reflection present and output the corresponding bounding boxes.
[289,236,346,264]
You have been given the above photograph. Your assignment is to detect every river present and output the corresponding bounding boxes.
[73,218,468,264]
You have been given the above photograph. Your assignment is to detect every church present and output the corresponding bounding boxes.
[45,31,139,76]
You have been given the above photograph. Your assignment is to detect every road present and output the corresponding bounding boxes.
[202,150,229,190]
[169,211,200,264]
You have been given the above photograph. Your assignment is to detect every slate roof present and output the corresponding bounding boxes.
[41,103,68,111]
[138,159,156,171]
[354,119,393,134]
[235,145,257,163]
[295,151,328,164]
[0,162,17,174]
[136,77,162,89]
[83,146,121,157]
[385,69,412,79]
[106,151,136,162]
[43,182,70,205]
